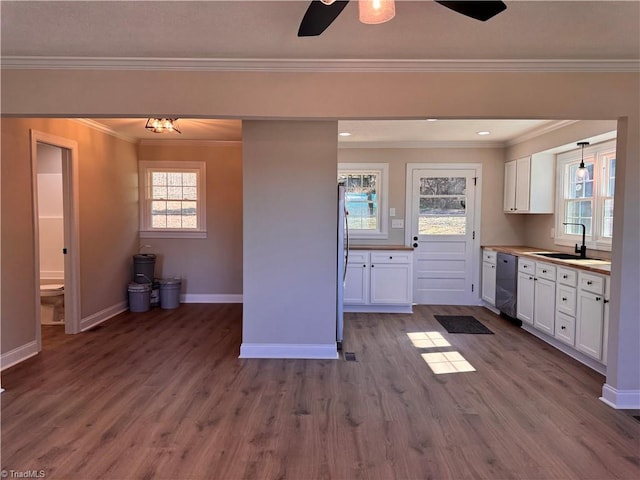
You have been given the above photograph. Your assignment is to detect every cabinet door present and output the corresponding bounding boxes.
[344,262,369,304]
[517,272,534,325]
[504,160,517,212]
[515,156,531,212]
[533,277,556,335]
[482,261,496,306]
[577,289,604,360]
[370,263,411,304]
[556,283,576,317]
[602,277,610,365]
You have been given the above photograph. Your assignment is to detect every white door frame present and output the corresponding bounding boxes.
[405,163,483,305]
[31,130,81,347]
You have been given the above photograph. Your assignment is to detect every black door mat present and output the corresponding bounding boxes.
[434,315,494,334]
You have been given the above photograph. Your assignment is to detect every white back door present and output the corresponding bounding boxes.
[407,166,480,305]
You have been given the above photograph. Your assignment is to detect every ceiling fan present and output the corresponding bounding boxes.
[298,0,507,37]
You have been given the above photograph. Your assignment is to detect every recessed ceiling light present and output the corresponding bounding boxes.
[426,118,438,122]
[339,132,352,137]
[477,131,491,136]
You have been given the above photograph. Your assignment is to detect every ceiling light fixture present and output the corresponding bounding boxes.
[145,118,181,134]
[426,118,438,122]
[320,0,336,4]
[477,131,490,136]
[339,132,352,137]
[576,141,590,181]
[359,0,395,25]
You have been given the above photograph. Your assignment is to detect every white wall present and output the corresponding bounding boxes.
[241,121,338,358]
[37,143,64,281]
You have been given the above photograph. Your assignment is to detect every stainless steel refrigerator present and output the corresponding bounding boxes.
[336,182,349,350]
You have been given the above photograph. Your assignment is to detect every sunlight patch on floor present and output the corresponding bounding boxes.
[407,331,451,348]
[421,351,476,374]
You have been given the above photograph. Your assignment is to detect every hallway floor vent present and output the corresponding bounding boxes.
[344,352,357,362]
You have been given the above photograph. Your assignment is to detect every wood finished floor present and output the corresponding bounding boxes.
[2,304,639,480]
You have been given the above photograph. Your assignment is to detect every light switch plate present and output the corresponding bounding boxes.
[392,219,404,229]
[389,207,396,217]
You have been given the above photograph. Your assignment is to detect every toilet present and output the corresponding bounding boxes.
[40,283,65,325]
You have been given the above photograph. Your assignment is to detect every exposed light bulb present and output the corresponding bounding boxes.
[320,0,337,4]
[576,141,590,181]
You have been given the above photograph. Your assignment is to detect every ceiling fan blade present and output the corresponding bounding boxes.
[434,1,507,21]
[298,0,350,37]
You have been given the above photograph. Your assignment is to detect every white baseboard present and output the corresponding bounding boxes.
[181,294,243,303]
[1,340,39,371]
[600,383,640,409]
[80,301,128,331]
[344,304,412,314]
[239,343,338,359]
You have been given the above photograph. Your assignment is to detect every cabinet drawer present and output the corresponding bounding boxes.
[557,267,578,286]
[483,250,497,264]
[518,258,535,274]
[348,252,370,266]
[555,311,576,346]
[556,284,577,317]
[536,262,556,281]
[371,252,411,264]
[579,272,605,295]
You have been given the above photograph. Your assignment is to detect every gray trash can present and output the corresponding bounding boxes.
[133,254,156,284]
[159,278,182,309]
[128,282,151,312]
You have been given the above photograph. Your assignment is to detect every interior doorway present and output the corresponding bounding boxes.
[406,163,482,305]
[30,130,81,348]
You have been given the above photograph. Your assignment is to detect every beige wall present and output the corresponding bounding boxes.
[338,147,526,247]
[137,142,243,296]
[242,121,337,351]
[1,118,138,354]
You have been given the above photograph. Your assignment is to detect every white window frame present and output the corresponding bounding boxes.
[338,162,389,239]
[139,160,207,239]
[555,140,615,252]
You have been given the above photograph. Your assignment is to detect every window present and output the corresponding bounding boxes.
[338,163,388,239]
[555,140,615,250]
[139,161,206,238]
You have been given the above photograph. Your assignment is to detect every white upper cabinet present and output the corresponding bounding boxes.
[504,154,554,214]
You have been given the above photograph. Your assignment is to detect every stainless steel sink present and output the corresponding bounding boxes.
[534,252,593,260]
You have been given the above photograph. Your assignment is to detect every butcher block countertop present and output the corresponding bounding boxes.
[350,245,414,251]
[482,245,611,275]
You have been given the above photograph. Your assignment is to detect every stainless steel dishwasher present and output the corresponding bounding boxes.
[495,252,520,324]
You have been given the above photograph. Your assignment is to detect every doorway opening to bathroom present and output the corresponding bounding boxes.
[31,130,81,349]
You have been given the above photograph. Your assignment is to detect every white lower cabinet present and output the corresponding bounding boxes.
[344,250,413,313]
[516,259,556,334]
[344,252,369,304]
[576,271,606,361]
[481,249,497,306]
[517,259,609,370]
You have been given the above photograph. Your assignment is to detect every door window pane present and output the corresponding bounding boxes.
[418,177,466,235]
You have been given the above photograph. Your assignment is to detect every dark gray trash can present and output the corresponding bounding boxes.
[133,254,156,283]
[128,282,151,312]
[159,278,182,309]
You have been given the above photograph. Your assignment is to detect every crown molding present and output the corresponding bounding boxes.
[139,139,242,147]
[506,120,579,147]
[2,56,639,73]
[72,118,137,143]
[339,141,506,149]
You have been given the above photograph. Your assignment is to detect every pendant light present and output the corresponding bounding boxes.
[576,141,590,181]
[320,0,336,4]
[359,0,396,25]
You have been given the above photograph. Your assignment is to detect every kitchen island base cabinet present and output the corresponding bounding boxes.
[344,250,413,314]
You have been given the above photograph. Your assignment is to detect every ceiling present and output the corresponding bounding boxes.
[4,1,637,145]
[1,1,638,60]
[89,117,560,145]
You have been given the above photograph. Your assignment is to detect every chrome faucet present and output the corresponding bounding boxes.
[563,222,587,258]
